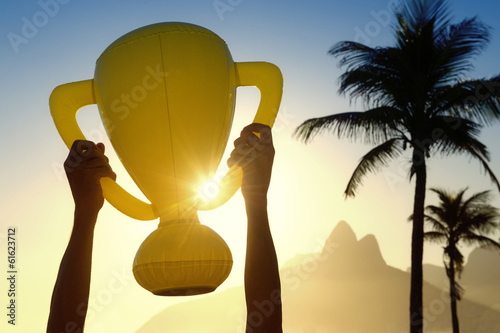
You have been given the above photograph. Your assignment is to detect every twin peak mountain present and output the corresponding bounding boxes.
[289,220,388,278]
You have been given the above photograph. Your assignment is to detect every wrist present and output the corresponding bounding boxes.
[244,195,268,219]
[243,193,267,207]
[73,207,99,231]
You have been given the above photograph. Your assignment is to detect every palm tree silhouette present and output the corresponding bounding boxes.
[294,1,500,332]
[422,188,500,333]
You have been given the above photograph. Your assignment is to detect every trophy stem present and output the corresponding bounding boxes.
[158,217,201,228]
[154,202,200,227]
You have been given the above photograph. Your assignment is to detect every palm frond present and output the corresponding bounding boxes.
[423,212,449,233]
[461,234,500,251]
[443,244,465,275]
[432,75,500,124]
[344,138,404,197]
[426,117,500,190]
[454,142,500,191]
[457,190,499,233]
[427,188,457,225]
[328,41,377,69]
[465,213,500,235]
[423,231,447,243]
[432,18,492,83]
[293,107,403,144]
[336,67,402,106]
[460,189,491,208]
[451,281,465,301]
[330,40,419,107]
[396,0,451,35]
[430,187,462,206]
[427,116,486,157]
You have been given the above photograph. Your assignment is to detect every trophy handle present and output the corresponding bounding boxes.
[198,62,283,210]
[50,79,158,221]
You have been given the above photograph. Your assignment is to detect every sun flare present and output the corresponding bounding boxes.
[198,180,221,201]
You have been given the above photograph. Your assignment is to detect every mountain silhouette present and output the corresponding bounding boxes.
[324,220,357,246]
[325,221,386,271]
[136,221,500,332]
[460,248,500,327]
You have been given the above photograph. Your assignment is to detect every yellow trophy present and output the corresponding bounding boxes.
[49,22,283,296]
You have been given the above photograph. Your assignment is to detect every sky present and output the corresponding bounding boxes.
[1,0,500,332]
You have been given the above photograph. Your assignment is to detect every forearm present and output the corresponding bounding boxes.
[47,210,97,333]
[244,198,282,333]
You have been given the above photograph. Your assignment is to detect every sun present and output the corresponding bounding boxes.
[198,180,221,201]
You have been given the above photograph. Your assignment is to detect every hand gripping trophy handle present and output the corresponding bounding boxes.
[198,62,283,210]
[50,79,158,220]
[50,62,283,219]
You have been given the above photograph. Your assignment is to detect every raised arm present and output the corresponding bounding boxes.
[228,123,282,333]
[47,140,116,333]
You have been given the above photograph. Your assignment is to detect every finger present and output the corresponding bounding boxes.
[247,141,267,152]
[245,133,259,146]
[233,136,247,148]
[81,155,112,170]
[234,132,263,149]
[240,123,273,144]
[227,151,244,168]
[241,124,273,146]
[228,145,257,168]
[65,148,110,172]
[72,140,98,156]
[81,144,109,162]
[227,156,236,169]
[232,142,257,159]
[259,126,273,145]
[67,140,88,162]
[70,140,90,151]
[240,123,271,136]
[233,133,259,148]
[72,141,105,161]
[96,167,117,182]
[227,154,255,169]
[244,133,268,152]
[96,142,105,154]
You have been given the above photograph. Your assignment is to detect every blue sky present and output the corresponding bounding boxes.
[2,0,500,332]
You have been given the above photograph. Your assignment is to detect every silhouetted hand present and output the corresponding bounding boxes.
[228,123,274,202]
[64,140,116,217]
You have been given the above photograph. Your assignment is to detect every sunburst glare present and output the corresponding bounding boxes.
[198,180,220,201]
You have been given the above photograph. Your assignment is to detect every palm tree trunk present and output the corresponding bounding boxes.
[410,148,426,333]
[449,254,460,333]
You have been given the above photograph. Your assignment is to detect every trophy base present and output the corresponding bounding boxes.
[152,286,215,296]
[133,222,233,296]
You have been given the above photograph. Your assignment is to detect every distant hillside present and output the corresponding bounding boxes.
[414,247,500,312]
[136,221,500,333]
[420,264,448,290]
[462,247,500,312]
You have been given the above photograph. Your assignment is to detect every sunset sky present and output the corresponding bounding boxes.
[1,0,500,332]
